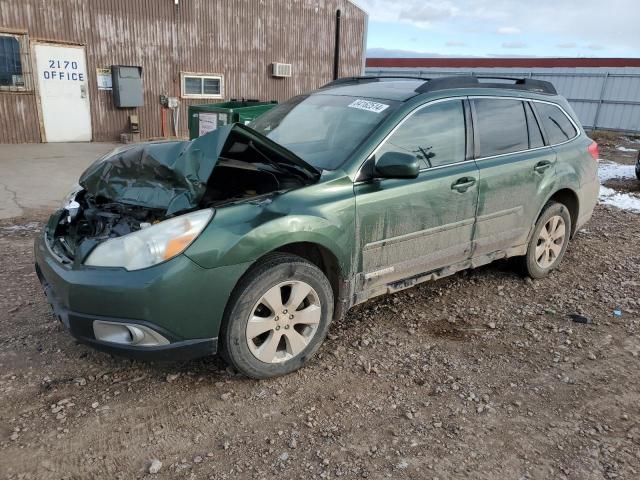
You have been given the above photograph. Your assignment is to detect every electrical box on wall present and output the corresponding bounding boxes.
[167,97,179,108]
[111,65,144,108]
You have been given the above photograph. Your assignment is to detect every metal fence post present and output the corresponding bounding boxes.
[592,72,609,131]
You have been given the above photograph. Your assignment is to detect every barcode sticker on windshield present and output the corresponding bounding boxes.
[348,99,389,114]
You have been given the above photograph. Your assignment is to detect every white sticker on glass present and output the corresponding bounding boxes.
[348,99,390,114]
[198,113,218,137]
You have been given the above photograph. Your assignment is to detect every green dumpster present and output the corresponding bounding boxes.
[188,101,277,139]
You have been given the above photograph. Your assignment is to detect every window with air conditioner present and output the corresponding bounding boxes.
[272,63,292,78]
[180,73,223,99]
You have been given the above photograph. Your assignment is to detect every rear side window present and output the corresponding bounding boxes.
[473,99,528,157]
[534,102,578,145]
[377,100,466,169]
[524,102,544,149]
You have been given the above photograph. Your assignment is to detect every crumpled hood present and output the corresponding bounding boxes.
[79,123,320,215]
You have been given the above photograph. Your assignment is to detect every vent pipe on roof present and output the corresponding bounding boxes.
[333,9,341,80]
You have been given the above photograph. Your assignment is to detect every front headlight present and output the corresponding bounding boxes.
[61,184,82,208]
[84,209,213,270]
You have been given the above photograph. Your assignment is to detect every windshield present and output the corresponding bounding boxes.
[250,94,399,170]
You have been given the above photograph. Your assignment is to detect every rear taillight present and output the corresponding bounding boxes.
[587,141,599,161]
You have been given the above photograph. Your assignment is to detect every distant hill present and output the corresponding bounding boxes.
[366,48,533,59]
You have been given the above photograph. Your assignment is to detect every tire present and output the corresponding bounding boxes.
[522,201,572,279]
[220,253,334,379]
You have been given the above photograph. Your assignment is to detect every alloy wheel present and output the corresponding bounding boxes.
[535,215,566,269]
[246,280,321,363]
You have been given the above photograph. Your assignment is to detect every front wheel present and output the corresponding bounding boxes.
[522,202,572,279]
[220,253,334,379]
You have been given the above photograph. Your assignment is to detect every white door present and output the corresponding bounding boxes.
[34,43,92,142]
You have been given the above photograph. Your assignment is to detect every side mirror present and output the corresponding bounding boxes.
[374,151,420,179]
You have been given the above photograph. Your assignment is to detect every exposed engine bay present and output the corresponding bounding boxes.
[201,159,304,207]
[48,158,312,263]
[50,191,163,262]
[46,123,320,263]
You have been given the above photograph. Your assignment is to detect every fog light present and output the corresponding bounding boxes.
[93,320,170,347]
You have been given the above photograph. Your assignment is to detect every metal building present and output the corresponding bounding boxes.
[0,0,367,143]
[366,58,640,133]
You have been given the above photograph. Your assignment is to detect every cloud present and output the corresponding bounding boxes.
[502,41,527,49]
[445,40,467,47]
[360,1,639,56]
[398,2,460,28]
[496,26,521,35]
[586,44,606,50]
[358,0,460,28]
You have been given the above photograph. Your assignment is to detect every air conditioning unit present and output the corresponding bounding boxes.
[272,62,292,78]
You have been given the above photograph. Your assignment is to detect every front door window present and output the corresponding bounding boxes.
[376,100,466,169]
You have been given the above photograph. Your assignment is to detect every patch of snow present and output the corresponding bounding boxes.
[0,222,41,233]
[598,161,637,182]
[599,185,640,213]
[597,161,640,213]
[616,146,638,153]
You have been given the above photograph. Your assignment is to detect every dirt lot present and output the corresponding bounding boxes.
[1,135,640,480]
[596,132,640,199]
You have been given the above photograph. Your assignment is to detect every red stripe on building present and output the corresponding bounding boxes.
[365,58,640,68]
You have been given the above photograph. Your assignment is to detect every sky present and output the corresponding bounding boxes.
[356,0,640,58]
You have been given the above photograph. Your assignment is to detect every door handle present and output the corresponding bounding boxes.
[451,177,476,193]
[534,160,554,174]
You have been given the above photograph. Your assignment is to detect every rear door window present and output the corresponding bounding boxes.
[534,102,578,145]
[524,102,545,149]
[473,99,528,157]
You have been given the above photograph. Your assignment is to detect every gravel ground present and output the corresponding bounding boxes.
[1,135,639,480]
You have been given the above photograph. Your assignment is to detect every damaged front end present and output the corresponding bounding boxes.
[46,123,320,268]
[47,191,168,264]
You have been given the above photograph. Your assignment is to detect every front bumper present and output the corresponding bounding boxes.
[34,232,251,361]
[36,265,217,361]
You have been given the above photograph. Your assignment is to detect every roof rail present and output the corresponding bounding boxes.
[414,76,557,95]
[320,75,430,89]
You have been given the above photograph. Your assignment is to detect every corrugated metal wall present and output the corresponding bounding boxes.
[365,66,640,132]
[0,92,40,143]
[0,0,367,143]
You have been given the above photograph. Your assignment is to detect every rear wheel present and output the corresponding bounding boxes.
[522,202,572,279]
[220,253,333,379]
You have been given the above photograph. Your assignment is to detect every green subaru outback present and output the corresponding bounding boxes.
[35,76,599,378]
